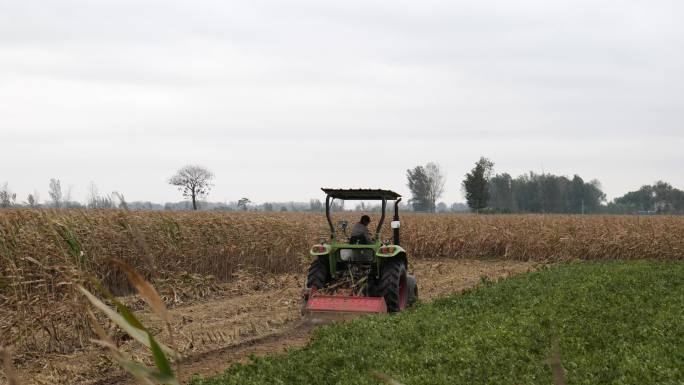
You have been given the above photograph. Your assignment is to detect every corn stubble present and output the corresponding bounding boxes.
[0,209,682,358]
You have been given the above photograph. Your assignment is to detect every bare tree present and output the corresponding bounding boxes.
[64,185,73,207]
[309,199,323,211]
[48,178,62,208]
[112,192,128,210]
[85,182,115,209]
[168,165,214,210]
[407,162,446,212]
[425,162,446,212]
[87,181,99,208]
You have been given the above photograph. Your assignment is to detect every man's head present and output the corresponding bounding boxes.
[360,215,371,226]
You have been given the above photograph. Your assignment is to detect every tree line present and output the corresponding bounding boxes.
[1,162,682,214]
[608,181,684,214]
[462,157,606,213]
[406,157,683,214]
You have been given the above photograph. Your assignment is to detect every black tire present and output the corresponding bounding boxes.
[379,258,408,313]
[407,275,418,306]
[306,256,330,290]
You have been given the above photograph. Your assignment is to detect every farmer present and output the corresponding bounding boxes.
[350,215,373,244]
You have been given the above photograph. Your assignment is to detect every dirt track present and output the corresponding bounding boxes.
[12,259,536,385]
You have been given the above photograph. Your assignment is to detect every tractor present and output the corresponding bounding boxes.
[302,188,418,321]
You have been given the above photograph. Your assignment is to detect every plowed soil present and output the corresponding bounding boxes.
[9,259,536,385]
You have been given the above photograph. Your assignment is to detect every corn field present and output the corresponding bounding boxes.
[1,209,683,357]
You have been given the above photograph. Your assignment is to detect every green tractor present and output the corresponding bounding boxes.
[302,188,418,320]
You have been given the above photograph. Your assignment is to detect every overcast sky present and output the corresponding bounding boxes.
[1,0,682,204]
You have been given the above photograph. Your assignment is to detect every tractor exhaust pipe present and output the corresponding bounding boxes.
[393,198,401,245]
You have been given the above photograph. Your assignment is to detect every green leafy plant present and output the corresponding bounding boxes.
[191,261,683,385]
[79,259,179,385]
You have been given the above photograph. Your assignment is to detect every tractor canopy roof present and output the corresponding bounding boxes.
[321,188,401,200]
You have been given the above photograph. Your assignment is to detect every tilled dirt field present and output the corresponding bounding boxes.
[9,259,536,385]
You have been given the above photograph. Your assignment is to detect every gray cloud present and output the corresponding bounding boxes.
[1,0,682,203]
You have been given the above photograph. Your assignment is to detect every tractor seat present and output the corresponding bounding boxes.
[349,235,370,245]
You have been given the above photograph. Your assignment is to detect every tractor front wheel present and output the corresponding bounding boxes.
[379,259,408,312]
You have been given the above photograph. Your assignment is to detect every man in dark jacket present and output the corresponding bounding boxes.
[350,215,373,244]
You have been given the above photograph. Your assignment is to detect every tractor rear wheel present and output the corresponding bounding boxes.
[306,256,330,290]
[379,259,408,312]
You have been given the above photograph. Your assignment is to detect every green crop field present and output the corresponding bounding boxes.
[190,261,683,385]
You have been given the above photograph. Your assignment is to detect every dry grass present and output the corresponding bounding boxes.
[1,209,682,360]
[401,213,684,261]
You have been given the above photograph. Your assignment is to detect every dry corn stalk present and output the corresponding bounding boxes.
[1,209,683,357]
